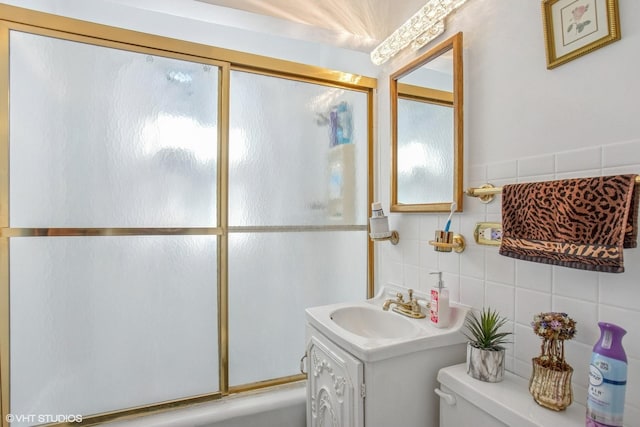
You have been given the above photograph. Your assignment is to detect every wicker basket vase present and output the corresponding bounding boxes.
[528,357,573,411]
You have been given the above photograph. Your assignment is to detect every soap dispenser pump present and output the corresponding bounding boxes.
[429,271,450,328]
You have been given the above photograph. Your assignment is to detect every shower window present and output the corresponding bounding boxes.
[0,9,374,426]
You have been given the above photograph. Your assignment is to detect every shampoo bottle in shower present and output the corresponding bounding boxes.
[586,322,627,427]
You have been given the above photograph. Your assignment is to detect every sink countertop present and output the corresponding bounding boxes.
[305,285,470,362]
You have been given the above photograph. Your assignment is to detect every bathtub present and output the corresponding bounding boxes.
[104,382,307,427]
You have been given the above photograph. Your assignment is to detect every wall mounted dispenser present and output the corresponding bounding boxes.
[369,202,399,245]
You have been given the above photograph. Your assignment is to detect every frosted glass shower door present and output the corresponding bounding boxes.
[7,29,221,421]
[228,71,369,386]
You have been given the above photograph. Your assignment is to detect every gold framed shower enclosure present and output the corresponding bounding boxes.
[0,4,376,426]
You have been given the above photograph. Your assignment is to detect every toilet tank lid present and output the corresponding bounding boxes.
[437,364,585,427]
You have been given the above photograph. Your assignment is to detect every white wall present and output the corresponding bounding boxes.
[376,0,640,422]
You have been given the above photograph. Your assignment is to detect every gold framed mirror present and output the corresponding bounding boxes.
[390,32,463,213]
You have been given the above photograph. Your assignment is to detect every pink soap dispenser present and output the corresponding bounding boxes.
[429,271,449,328]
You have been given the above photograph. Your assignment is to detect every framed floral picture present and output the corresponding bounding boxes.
[542,0,620,69]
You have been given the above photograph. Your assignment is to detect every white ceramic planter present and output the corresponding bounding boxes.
[466,343,505,383]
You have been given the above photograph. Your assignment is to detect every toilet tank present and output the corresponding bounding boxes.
[436,364,586,427]
[437,382,508,427]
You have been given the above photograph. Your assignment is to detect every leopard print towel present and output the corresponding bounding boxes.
[499,175,639,273]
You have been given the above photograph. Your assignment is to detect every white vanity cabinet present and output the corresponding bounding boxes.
[304,289,470,427]
[306,325,364,427]
[306,323,467,427]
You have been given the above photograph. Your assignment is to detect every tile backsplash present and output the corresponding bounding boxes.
[380,138,640,421]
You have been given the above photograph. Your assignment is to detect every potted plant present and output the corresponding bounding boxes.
[529,312,577,411]
[463,307,512,382]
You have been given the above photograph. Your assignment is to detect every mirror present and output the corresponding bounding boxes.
[390,32,463,213]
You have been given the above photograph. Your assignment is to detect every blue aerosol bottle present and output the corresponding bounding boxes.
[586,322,627,427]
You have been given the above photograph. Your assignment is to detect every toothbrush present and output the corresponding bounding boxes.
[443,202,457,232]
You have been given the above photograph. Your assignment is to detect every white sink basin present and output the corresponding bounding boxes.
[305,285,470,362]
[330,305,421,339]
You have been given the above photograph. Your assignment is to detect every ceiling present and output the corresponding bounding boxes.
[195,0,428,51]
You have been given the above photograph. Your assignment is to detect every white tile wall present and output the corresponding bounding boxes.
[518,154,555,178]
[556,147,601,173]
[552,267,599,302]
[516,261,552,293]
[379,139,640,420]
[604,139,640,168]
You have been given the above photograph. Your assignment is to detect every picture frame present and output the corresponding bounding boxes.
[542,0,620,69]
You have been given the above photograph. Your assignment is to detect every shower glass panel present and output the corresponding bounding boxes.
[228,231,366,385]
[228,71,368,226]
[228,71,368,386]
[9,236,219,418]
[9,31,218,228]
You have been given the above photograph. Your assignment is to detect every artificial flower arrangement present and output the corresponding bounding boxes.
[529,312,577,411]
[531,312,577,369]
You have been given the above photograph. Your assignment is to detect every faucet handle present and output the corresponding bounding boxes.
[395,292,405,302]
[407,289,422,314]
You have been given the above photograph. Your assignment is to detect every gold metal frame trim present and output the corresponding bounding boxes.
[229,225,367,233]
[0,23,7,230]
[366,86,375,299]
[231,65,374,93]
[397,82,454,105]
[0,3,377,90]
[0,228,223,238]
[0,24,8,425]
[218,60,231,398]
[390,32,463,213]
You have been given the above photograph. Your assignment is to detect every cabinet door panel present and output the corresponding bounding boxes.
[306,329,364,427]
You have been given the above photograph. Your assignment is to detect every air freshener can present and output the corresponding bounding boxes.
[586,322,627,427]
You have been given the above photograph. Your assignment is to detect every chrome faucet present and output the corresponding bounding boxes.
[382,289,426,319]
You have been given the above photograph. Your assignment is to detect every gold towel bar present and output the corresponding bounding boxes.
[466,177,640,203]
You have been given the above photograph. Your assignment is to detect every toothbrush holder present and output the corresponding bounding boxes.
[434,230,453,252]
[429,230,466,253]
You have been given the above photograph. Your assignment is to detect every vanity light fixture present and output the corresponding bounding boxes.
[411,20,445,51]
[370,0,468,65]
